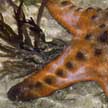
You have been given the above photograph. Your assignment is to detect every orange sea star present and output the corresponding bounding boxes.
[8,0,108,101]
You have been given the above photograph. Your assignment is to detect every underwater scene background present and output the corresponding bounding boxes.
[0,0,108,108]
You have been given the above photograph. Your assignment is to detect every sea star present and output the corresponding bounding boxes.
[8,0,108,101]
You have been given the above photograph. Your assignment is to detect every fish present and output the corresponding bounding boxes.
[7,0,108,101]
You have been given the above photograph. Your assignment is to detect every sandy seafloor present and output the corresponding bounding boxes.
[0,0,108,108]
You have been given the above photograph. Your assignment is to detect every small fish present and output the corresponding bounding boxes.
[8,0,108,101]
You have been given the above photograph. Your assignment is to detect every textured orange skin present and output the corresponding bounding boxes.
[8,0,108,101]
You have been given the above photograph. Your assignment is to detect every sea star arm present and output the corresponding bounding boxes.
[46,0,98,37]
[7,43,93,101]
[46,0,81,36]
[7,38,108,101]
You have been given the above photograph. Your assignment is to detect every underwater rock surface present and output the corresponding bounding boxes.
[0,0,108,108]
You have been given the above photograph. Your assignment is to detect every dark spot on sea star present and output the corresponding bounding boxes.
[85,34,92,40]
[99,31,108,43]
[96,7,102,12]
[91,15,97,20]
[94,48,102,56]
[99,24,106,28]
[76,51,85,60]
[44,76,56,85]
[69,5,76,9]
[56,69,66,77]
[65,61,73,69]
[86,7,94,11]
[75,7,83,12]
[61,0,71,6]
[35,82,43,89]
[7,84,22,101]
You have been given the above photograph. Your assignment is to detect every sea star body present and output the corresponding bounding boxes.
[8,0,108,101]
